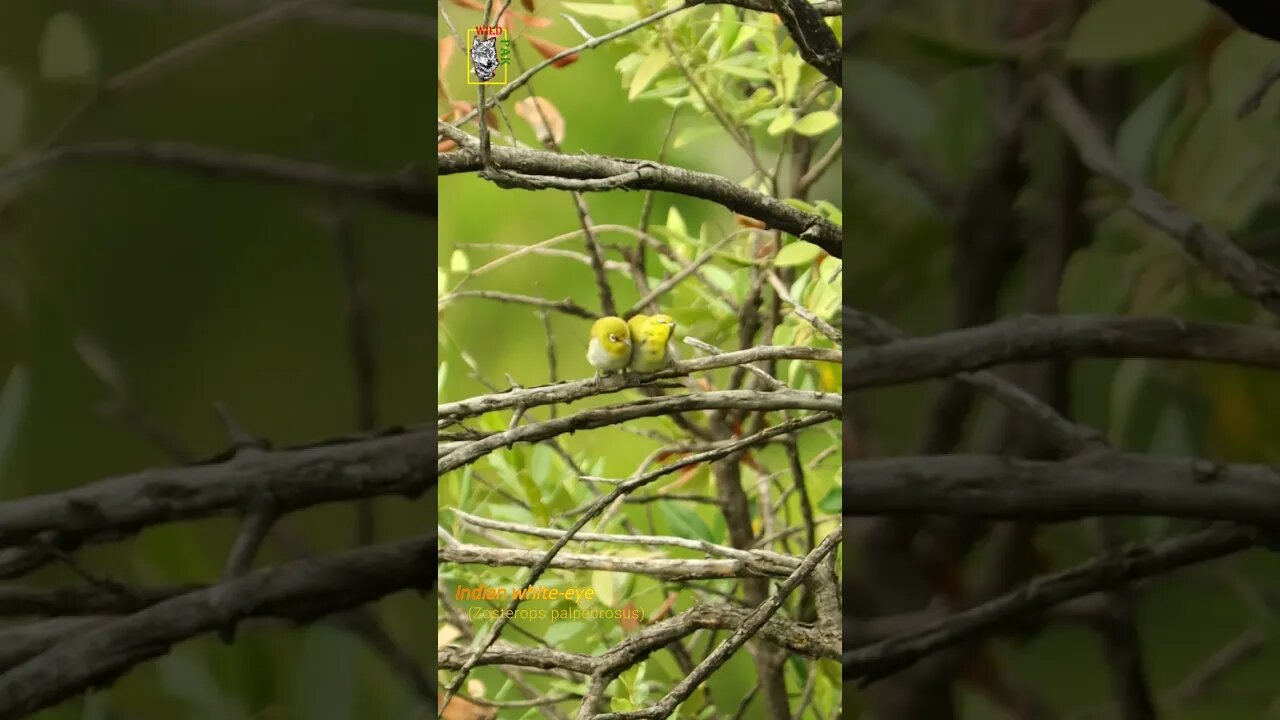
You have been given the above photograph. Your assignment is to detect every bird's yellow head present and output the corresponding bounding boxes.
[590,316,631,355]
[626,314,649,343]
[645,314,676,344]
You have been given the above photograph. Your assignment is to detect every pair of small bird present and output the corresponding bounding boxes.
[586,313,676,382]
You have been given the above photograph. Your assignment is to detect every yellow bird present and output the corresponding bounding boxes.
[629,313,676,373]
[587,316,632,383]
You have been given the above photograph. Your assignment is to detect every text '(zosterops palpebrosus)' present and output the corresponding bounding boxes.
[587,316,632,383]
[629,313,676,373]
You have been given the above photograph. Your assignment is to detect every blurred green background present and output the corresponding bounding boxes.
[849,0,1280,717]
[0,2,432,718]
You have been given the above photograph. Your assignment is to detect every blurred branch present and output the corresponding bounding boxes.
[104,0,433,36]
[844,525,1255,683]
[1043,76,1280,319]
[0,535,434,720]
[843,452,1280,523]
[847,314,1280,391]
[0,141,432,217]
[439,142,842,258]
[439,344,840,422]
[0,428,434,555]
[845,305,1102,456]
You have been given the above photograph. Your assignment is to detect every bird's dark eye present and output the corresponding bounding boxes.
[609,333,619,343]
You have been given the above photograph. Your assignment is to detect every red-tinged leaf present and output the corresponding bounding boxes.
[514,96,566,145]
[734,214,767,229]
[438,77,449,100]
[449,0,486,9]
[520,12,553,27]
[619,601,642,633]
[520,0,536,11]
[525,36,578,68]
[439,36,457,74]
[496,10,512,31]
[439,139,459,152]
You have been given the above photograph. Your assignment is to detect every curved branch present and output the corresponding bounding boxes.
[439,144,842,258]
[843,452,1280,523]
[846,314,1280,391]
[844,525,1254,683]
[0,429,435,550]
[0,536,434,720]
[0,141,432,217]
[1044,77,1280,318]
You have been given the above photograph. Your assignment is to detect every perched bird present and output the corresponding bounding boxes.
[629,313,677,373]
[627,314,649,346]
[587,316,632,383]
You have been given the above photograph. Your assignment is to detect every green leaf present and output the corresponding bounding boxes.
[156,646,252,720]
[792,111,838,137]
[718,6,740,56]
[717,63,772,81]
[774,242,822,268]
[39,12,99,81]
[767,108,795,136]
[531,443,556,489]
[561,1,638,20]
[666,206,688,239]
[817,485,840,514]
[437,361,448,397]
[672,124,720,150]
[437,267,447,297]
[1109,358,1153,446]
[660,502,714,543]
[729,25,757,53]
[629,49,670,100]
[544,621,588,646]
[845,60,934,141]
[0,69,25,155]
[449,248,470,273]
[699,265,735,293]
[593,570,621,607]
[1116,69,1183,179]
[1066,0,1209,65]
[290,626,356,720]
[780,55,802,102]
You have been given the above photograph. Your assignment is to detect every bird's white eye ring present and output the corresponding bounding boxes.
[609,333,620,343]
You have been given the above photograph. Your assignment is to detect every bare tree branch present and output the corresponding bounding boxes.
[844,453,1280,523]
[439,144,842,258]
[0,535,434,720]
[844,525,1255,683]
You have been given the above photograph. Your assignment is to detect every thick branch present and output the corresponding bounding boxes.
[0,536,434,720]
[0,141,432,217]
[439,145,841,258]
[846,314,1280,391]
[844,453,1280,523]
[844,525,1254,682]
[0,429,434,550]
